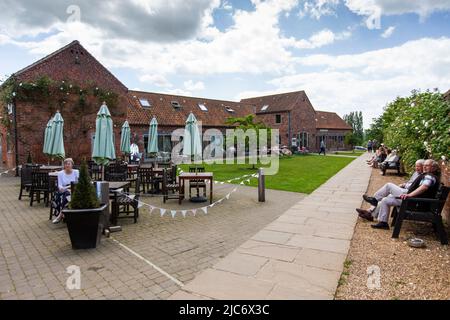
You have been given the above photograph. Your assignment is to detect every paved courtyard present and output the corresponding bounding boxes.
[0,175,302,300]
[170,154,371,300]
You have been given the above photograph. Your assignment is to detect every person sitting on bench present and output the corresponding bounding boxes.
[356,159,438,230]
[379,149,399,173]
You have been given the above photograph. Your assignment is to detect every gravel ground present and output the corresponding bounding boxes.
[335,168,450,300]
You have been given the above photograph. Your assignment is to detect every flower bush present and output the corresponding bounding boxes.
[368,90,450,173]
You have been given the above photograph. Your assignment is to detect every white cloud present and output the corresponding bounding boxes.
[239,37,450,128]
[184,80,205,91]
[139,74,173,88]
[345,0,450,28]
[3,0,349,78]
[299,0,340,19]
[381,26,396,38]
[284,29,351,49]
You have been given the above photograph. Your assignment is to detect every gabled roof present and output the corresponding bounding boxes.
[127,91,255,127]
[315,111,352,130]
[12,40,128,92]
[240,91,309,113]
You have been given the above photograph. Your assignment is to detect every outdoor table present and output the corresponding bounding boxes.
[40,166,63,172]
[178,172,213,205]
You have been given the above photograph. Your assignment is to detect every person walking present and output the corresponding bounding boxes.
[318,139,326,156]
[367,140,373,153]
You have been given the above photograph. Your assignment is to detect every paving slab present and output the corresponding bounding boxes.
[170,154,371,300]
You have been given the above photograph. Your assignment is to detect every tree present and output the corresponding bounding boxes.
[344,132,359,152]
[366,90,450,172]
[343,111,364,145]
[225,114,271,168]
[69,160,100,210]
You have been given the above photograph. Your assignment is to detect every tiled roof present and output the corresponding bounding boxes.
[315,111,352,130]
[240,91,308,113]
[127,91,255,127]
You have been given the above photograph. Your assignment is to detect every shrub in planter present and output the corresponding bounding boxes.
[63,161,106,249]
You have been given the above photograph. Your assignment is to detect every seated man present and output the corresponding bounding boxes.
[356,159,438,230]
[379,149,399,173]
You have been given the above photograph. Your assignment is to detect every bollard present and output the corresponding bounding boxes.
[258,168,265,202]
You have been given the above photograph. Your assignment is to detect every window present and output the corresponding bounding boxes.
[261,105,269,112]
[198,103,208,112]
[139,98,151,108]
[225,106,235,113]
[171,101,181,109]
[143,134,173,155]
[275,114,282,124]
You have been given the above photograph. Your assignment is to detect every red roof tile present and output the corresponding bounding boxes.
[241,91,308,113]
[315,111,352,130]
[127,91,255,127]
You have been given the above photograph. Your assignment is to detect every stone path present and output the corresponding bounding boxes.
[170,153,371,300]
[0,176,301,300]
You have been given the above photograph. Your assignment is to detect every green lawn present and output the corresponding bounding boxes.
[180,155,355,194]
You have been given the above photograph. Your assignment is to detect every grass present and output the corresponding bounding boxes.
[180,154,355,194]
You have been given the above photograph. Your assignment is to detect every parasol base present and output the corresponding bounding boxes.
[190,196,208,203]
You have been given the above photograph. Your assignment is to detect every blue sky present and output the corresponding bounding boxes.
[1,0,450,127]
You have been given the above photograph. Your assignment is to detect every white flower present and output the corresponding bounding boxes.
[60,87,63,90]
[424,141,428,146]
[19,83,22,87]
[12,92,16,97]
[442,156,447,161]
[432,130,437,135]
[69,84,72,88]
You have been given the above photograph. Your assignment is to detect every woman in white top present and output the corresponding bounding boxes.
[52,158,79,224]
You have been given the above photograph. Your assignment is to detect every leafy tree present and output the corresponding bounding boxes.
[367,90,450,172]
[343,111,364,145]
[69,160,100,210]
[344,132,359,151]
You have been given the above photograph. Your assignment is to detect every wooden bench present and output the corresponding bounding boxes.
[391,184,449,245]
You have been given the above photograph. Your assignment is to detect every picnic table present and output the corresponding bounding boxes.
[178,172,214,205]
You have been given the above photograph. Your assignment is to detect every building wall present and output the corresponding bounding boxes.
[14,95,127,166]
[316,129,352,151]
[255,111,290,146]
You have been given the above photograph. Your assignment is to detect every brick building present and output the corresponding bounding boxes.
[0,40,352,168]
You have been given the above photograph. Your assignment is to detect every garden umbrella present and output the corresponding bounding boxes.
[92,102,116,165]
[147,117,159,155]
[183,112,202,162]
[120,121,131,155]
[43,118,54,155]
[48,112,65,159]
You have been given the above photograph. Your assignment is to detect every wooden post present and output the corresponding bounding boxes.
[258,168,265,202]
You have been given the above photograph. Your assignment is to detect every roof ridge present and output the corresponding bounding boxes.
[13,40,80,77]
[129,90,254,107]
[240,90,305,101]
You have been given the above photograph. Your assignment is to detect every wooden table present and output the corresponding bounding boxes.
[178,172,214,205]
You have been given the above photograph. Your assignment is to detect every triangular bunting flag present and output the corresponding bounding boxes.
[192,209,197,216]
[171,210,177,218]
[201,207,208,215]
[226,193,231,200]
[160,209,167,217]
[181,210,187,218]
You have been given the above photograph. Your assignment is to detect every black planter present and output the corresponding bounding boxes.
[63,204,108,250]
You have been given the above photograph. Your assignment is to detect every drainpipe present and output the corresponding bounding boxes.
[12,96,19,176]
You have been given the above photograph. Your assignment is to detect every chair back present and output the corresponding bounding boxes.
[31,171,49,190]
[88,161,103,181]
[20,166,33,185]
[432,184,450,215]
[105,163,128,181]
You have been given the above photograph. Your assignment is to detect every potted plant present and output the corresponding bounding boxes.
[63,161,107,249]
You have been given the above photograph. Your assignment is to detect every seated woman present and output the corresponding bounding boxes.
[379,149,399,172]
[367,147,387,168]
[52,158,80,224]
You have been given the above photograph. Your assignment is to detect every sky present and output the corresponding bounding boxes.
[1,0,450,128]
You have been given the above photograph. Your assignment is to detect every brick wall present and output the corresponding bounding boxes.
[255,112,290,146]
[15,94,127,165]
